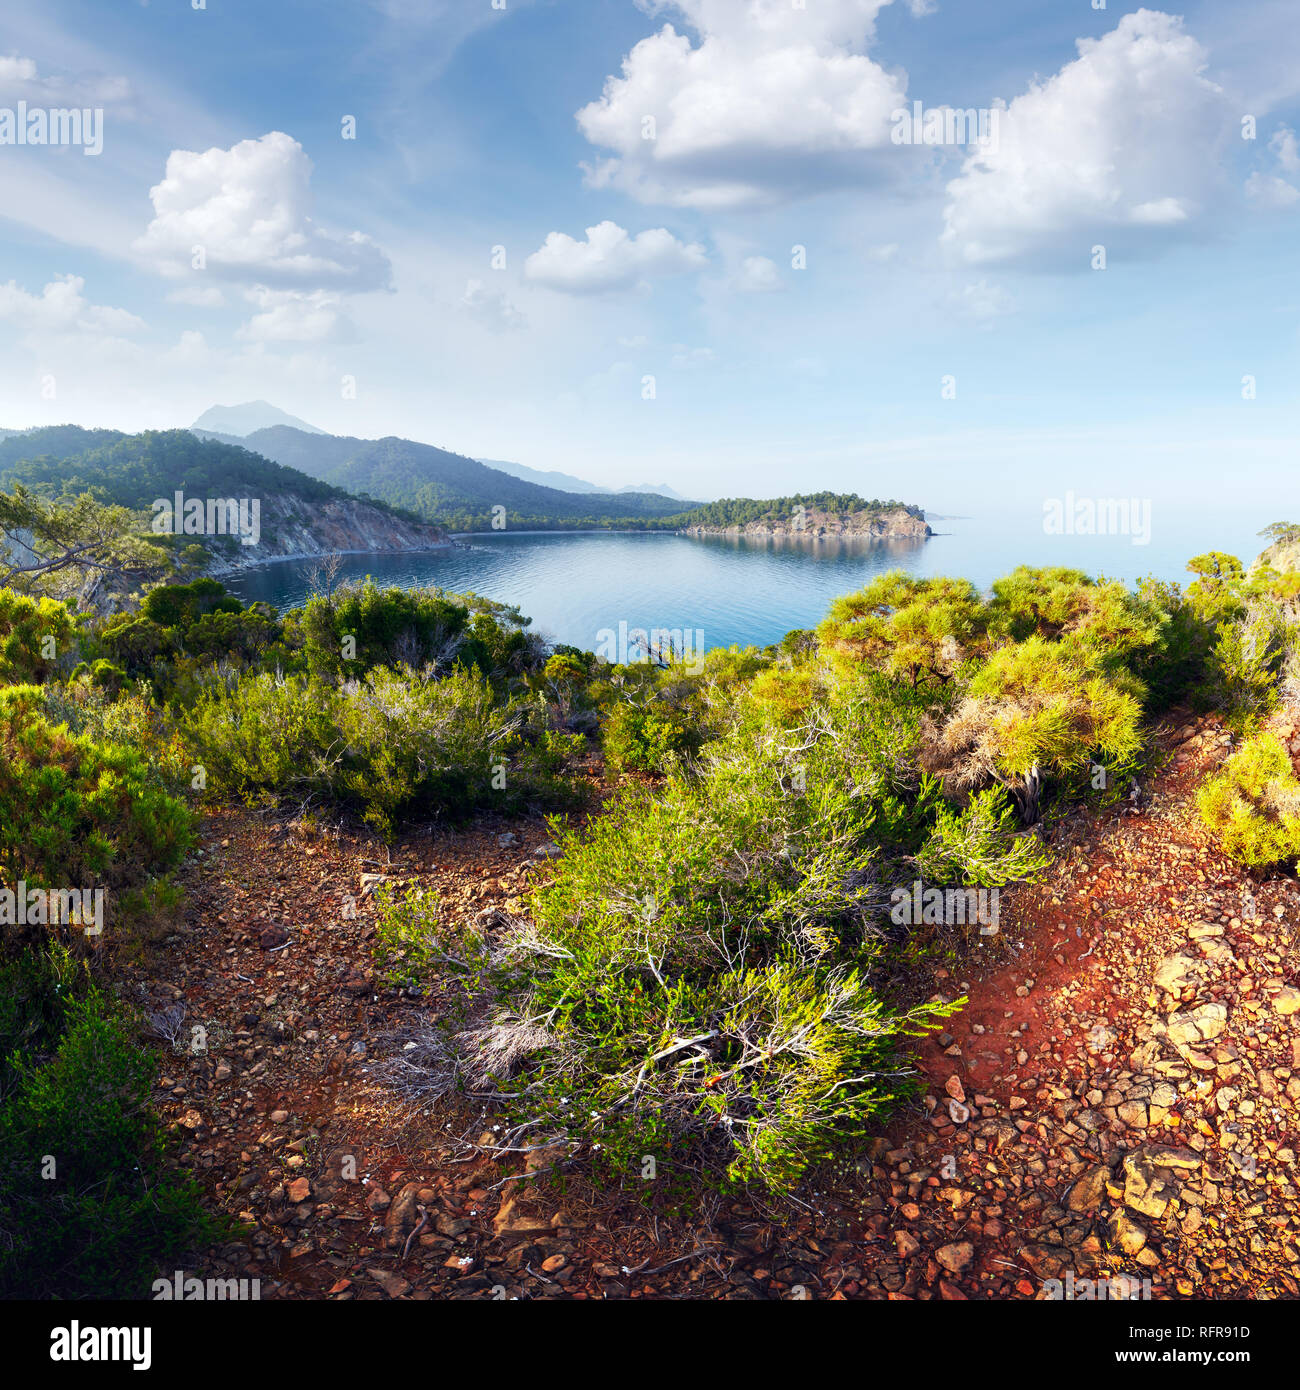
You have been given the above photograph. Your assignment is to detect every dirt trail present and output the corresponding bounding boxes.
[144,714,1300,1299]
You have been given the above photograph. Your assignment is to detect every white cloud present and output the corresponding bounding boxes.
[458,278,525,331]
[0,52,132,106]
[576,0,910,207]
[1272,126,1300,174]
[1246,125,1300,209]
[135,132,392,291]
[955,278,1013,321]
[236,288,351,343]
[524,221,706,294]
[730,255,784,292]
[941,11,1230,267]
[1246,172,1300,209]
[0,274,144,338]
[167,286,226,308]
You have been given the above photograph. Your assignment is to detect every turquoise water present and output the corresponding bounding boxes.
[226,510,1276,653]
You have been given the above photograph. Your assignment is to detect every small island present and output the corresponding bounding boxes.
[672,491,931,542]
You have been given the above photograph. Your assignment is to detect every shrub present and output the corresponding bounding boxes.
[373,884,442,991]
[0,589,78,684]
[298,581,537,681]
[1197,602,1292,732]
[1197,732,1300,868]
[387,682,960,1193]
[603,700,700,773]
[913,787,1052,887]
[0,686,194,898]
[180,665,581,837]
[923,636,1146,822]
[818,572,986,685]
[0,981,219,1298]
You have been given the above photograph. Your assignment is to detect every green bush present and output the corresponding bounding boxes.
[392,671,960,1193]
[914,787,1052,887]
[603,700,701,773]
[180,665,582,837]
[0,977,219,1299]
[1197,732,1300,868]
[0,686,194,897]
[0,589,79,685]
[297,580,537,682]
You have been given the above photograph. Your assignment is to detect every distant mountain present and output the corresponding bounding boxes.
[618,482,689,500]
[209,425,692,531]
[0,428,18,440]
[478,459,605,495]
[0,426,447,576]
[480,458,693,502]
[192,400,326,437]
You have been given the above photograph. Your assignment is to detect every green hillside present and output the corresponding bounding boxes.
[201,425,693,531]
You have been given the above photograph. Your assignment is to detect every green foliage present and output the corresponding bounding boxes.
[0,686,194,897]
[298,580,535,681]
[603,700,701,773]
[1198,602,1292,732]
[373,884,443,990]
[923,635,1146,821]
[819,572,985,685]
[395,660,964,1193]
[0,589,78,683]
[0,975,219,1299]
[180,665,581,838]
[1197,732,1300,868]
[667,492,923,531]
[913,787,1053,887]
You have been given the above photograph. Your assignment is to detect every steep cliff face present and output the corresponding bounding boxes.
[680,506,931,542]
[202,494,453,576]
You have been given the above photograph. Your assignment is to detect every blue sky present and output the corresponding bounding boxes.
[1,0,1299,527]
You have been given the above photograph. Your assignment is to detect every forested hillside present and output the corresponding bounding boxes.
[195,425,692,531]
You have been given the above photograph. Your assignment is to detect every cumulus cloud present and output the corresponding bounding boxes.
[1246,125,1300,209]
[730,255,784,292]
[135,132,392,291]
[458,278,526,331]
[524,221,706,294]
[941,10,1231,267]
[236,288,351,343]
[575,0,910,207]
[0,274,144,338]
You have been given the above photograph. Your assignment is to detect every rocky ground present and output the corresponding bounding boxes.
[136,712,1300,1300]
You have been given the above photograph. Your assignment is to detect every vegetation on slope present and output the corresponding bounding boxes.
[4,499,1300,1292]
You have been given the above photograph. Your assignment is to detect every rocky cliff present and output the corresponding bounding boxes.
[679,505,930,542]
[202,494,454,577]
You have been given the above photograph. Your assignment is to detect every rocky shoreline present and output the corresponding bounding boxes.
[679,506,931,543]
[202,494,454,578]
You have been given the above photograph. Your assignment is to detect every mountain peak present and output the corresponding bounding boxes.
[191,401,326,437]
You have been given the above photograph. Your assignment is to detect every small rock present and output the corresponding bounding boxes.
[935,1241,974,1274]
